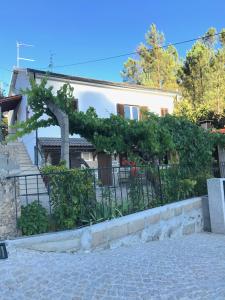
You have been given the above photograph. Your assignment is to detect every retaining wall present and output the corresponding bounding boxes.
[0,177,20,239]
[8,196,209,252]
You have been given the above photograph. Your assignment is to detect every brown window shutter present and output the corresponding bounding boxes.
[161,108,168,116]
[117,104,124,116]
[139,106,148,120]
[73,98,78,111]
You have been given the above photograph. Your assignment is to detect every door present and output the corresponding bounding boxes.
[97,153,112,186]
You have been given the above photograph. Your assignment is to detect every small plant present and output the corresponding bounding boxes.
[18,201,49,235]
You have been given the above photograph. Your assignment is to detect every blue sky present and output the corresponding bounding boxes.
[1,0,225,92]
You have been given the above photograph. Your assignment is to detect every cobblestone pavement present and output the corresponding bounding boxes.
[1,233,225,300]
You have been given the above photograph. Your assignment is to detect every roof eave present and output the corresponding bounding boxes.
[27,68,180,96]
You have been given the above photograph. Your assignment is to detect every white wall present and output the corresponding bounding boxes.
[8,70,37,162]
[45,77,175,117]
[36,76,175,140]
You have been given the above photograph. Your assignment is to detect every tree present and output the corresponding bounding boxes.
[13,78,71,167]
[202,27,217,48]
[121,24,180,90]
[177,42,213,108]
[175,27,225,125]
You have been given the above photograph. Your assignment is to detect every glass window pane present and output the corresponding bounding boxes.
[132,106,139,120]
[124,105,131,119]
[82,152,92,161]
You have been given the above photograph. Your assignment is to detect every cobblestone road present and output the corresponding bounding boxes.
[1,233,225,300]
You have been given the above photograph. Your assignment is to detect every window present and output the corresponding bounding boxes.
[160,108,168,116]
[117,104,148,120]
[124,105,140,120]
[132,106,139,120]
[81,152,92,161]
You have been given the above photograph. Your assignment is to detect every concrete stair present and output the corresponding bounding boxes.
[7,141,50,209]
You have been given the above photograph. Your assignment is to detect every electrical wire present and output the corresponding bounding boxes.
[50,31,224,69]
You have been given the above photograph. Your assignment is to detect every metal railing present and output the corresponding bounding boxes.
[9,164,212,236]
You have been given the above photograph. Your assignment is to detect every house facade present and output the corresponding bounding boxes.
[7,68,179,169]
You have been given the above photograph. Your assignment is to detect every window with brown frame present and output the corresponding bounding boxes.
[117,104,148,120]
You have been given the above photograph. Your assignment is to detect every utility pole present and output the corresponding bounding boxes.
[16,42,35,68]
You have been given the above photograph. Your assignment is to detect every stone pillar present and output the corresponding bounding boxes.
[0,176,20,239]
[218,145,225,177]
[207,178,225,234]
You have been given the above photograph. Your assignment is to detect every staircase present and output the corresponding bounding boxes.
[7,141,50,209]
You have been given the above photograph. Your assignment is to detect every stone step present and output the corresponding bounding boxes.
[7,141,49,199]
[19,166,39,170]
[17,161,34,165]
[17,156,32,159]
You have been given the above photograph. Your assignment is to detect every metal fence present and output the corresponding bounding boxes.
[9,164,211,236]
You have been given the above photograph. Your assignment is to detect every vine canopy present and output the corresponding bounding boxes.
[12,77,224,169]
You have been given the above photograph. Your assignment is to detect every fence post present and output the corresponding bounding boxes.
[157,165,164,204]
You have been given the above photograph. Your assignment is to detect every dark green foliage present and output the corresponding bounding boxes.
[41,165,96,230]
[159,165,210,203]
[18,201,49,235]
[159,115,213,169]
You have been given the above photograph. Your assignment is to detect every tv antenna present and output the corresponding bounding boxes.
[48,52,55,72]
[16,41,35,68]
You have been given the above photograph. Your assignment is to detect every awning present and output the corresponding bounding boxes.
[38,137,95,151]
[0,95,22,112]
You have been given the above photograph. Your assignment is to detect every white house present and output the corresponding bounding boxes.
[7,68,179,169]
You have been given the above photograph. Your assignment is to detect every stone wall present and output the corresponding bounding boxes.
[0,177,20,239]
[0,144,20,175]
[0,143,20,239]
[9,196,209,253]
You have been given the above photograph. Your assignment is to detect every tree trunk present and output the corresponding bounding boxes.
[46,100,70,168]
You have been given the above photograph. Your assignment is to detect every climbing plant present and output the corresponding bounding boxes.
[11,77,225,170]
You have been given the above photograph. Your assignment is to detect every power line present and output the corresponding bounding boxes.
[50,31,224,70]
[0,30,223,73]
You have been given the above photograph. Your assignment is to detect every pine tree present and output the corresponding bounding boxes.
[121,24,179,90]
[176,27,225,124]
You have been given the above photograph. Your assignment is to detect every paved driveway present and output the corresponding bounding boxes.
[1,233,225,300]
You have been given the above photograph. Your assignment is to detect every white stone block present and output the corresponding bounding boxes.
[207,178,225,234]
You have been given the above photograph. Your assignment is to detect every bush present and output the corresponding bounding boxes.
[18,201,49,235]
[159,165,211,202]
[41,165,96,230]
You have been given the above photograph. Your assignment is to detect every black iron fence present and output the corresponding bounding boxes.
[9,164,212,236]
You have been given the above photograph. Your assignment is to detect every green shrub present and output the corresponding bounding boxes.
[18,201,49,235]
[159,165,211,202]
[41,165,96,230]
